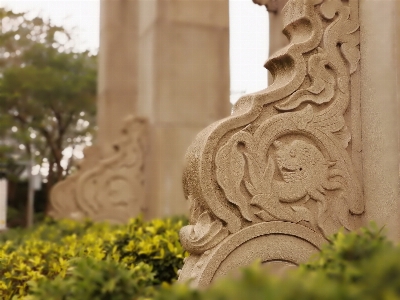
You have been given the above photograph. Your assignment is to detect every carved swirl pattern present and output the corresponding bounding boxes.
[76,116,148,223]
[179,0,363,285]
[50,115,148,223]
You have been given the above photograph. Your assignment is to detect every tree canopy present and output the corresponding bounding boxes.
[0,8,97,199]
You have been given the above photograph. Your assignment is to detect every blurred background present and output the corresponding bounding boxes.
[0,0,270,227]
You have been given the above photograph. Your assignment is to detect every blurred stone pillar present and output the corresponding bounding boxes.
[360,0,400,240]
[253,0,289,84]
[50,0,149,222]
[253,0,288,56]
[97,0,138,156]
[138,0,231,218]
[73,0,148,223]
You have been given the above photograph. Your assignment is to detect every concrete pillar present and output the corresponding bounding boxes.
[97,0,138,156]
[360,0,400,240]
[138,0,231,218]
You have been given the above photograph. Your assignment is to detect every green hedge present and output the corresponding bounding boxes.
[1,219,399,300]
[25,259,155,300]
[0,217,186,299]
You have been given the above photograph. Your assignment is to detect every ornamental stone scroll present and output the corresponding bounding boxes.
[50,115,148,223]
[178,0,364,287]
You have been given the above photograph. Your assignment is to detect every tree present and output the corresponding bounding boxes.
[0,8,97,209]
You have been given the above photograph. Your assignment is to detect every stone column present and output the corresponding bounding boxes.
[50,0,149,223]
[138,0,231,218]
[253,0,289,84]
[253,0,288,56]
[97,0,138,156]
[360,0,400,240]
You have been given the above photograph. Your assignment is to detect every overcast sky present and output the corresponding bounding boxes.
[0,0,269,104]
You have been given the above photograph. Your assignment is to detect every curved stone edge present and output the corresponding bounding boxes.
[178,221,326,288]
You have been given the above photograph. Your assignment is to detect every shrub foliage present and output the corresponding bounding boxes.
[158,223,400,300]
[1,219,400,300]
[0,217,186,299]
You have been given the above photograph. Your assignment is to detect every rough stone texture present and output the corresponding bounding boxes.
[360,0,400,241]
[178,0,364,287]
[138,0,231,218]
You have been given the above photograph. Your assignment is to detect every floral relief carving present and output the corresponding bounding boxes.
[76,116,148,223]
[179,0,363,287]
[50,115,148,223]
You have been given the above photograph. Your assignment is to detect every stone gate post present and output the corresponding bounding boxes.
[178,0,400,287]
[138,0,231,218]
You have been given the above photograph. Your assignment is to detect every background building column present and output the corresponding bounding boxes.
[138,0,231,217]
[97,0,138,156]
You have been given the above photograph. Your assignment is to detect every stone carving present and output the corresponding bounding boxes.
[76,115,148,223]
[180,197,229,255]
[49,145,102,220]
[178,0,363,287]
[50,115,148,223]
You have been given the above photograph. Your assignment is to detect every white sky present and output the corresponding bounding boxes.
[229,0,269,102]
[0,0,100,53]
[0,0,269,104]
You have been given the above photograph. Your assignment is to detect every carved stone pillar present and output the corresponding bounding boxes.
[179,0,365,287]
[76,116,148,223]
[50,0,148,222]
[138,0,231,218]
